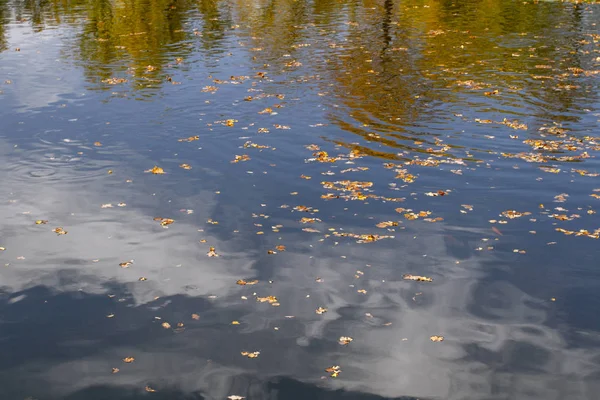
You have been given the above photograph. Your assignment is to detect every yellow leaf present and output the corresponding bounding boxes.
[403,274,432,282]
[325,365,341,377]
[146,166,165,174]
[338,336,353,345]
[207,247,219,257]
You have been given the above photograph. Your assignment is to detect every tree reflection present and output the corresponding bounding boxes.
[76,0,194,92]
[0,0,598,127]
[0,0,8,52]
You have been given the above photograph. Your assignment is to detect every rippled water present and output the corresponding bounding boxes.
[1,0,600,399]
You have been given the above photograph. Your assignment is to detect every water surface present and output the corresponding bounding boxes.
[1,0,600,399]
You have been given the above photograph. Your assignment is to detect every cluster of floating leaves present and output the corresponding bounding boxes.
[555,228,600,239]
[321,180,404,202]
[325,365,341,378]
[330,231,394,243]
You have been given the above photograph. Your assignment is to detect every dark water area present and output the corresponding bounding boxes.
[1,0,600,399]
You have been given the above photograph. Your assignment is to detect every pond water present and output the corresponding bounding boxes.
[1,0,600,399]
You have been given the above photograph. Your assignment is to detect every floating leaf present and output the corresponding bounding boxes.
[325,365,341,378]
[376,221,398,228]
[178,136,199,142]
[425,190,448,197]
[339,336,353,345]
[501,210,531,219]
[123,357,135,363]
[207,247,219,257]
[236,279,258,285]
[257,295,279,306]
[53,227,67,235]
[430,335,444,342]
[232,154,250,163]
[154,217,174,226]
[146,166,165,174]
[403,274,432,282]
[241,351,260,358]
[300,217,321,224]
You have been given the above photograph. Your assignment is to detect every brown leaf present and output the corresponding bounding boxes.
[236,279,258,285]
